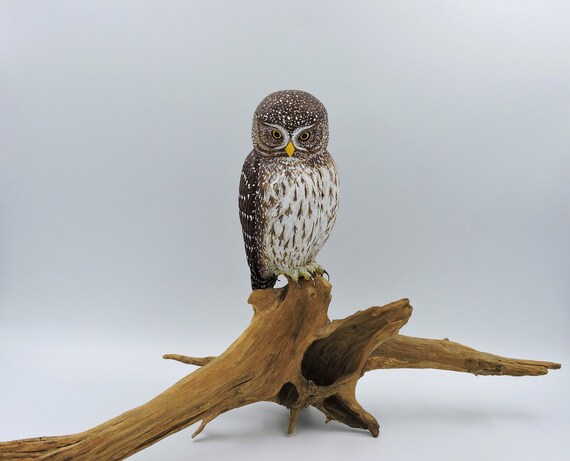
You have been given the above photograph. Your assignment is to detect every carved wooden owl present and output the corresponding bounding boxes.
[239,90,339,290]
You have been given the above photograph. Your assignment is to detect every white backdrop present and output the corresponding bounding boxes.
[1,1,568,460]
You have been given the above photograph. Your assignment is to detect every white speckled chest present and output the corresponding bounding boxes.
[258,152,339,277]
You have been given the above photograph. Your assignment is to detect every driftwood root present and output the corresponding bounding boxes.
[0,277,561,460]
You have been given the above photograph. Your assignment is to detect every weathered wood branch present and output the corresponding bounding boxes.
[366,334,561,376]
[0,277,560,461]
[165,335,561,377]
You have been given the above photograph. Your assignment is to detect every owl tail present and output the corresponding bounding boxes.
[250,273,278,290]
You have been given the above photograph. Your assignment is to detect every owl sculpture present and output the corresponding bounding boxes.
[239,90,339,290]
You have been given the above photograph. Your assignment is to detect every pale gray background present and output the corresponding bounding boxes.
[1,1,568,460]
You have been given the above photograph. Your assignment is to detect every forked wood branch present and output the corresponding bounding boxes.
[0,277,560,461]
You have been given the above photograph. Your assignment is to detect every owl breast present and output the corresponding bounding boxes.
[258,152,339,278]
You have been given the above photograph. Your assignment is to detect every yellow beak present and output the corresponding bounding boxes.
[285,141,295,157]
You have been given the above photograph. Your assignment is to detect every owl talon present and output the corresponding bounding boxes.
[323,270,330,281]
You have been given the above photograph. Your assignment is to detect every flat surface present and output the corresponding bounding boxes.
[1,1,569,459]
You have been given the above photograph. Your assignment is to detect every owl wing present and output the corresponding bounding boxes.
[239,151,277,290]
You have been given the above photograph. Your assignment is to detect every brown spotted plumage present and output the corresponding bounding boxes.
[239,90,339,290]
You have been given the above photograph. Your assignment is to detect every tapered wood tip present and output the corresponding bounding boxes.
[381,298,413,321]
[388,298,411,308]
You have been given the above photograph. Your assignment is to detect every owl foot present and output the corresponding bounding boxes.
[274,268,312,283]
[274,262,327,284]
[306,262,327,279]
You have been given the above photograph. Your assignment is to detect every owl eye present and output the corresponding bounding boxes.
[271,130,283,140]
[299,131,311,142]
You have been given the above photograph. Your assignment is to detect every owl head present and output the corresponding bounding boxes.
[252,90,329,159]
